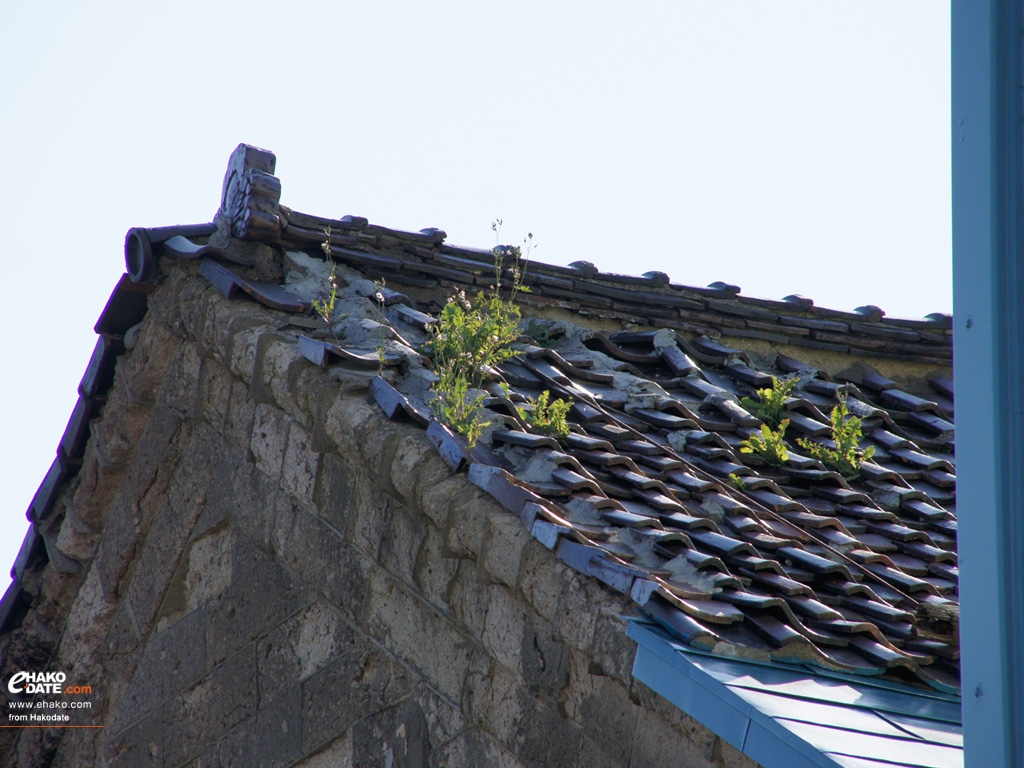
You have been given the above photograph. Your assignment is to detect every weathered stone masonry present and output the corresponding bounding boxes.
[1,258,760,768]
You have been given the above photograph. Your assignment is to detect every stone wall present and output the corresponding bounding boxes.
[1,261,760,768]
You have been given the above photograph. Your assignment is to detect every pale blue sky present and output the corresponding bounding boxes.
[0,2,950,587]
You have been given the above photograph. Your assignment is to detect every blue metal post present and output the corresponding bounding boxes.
[952,1,1024,765]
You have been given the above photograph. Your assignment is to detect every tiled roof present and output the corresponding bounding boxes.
[5,145,958,734]
[365,321,959,694]
[153,145,955,695]
[274,208,954,366]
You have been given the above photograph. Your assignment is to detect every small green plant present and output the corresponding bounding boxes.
[311,228,344,342]
[741,376,797,428]
[312,228,340,331]
[739,419,790,466]
[797,396,874,478]
[524,318,557,348]
[372,278,387,376]
[727,473,746,491]
[428,223,531,446]
[518,390,572,438]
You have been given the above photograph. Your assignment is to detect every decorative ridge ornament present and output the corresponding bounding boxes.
[214,143,282,244]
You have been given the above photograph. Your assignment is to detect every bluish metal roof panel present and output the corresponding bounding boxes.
[721,675,962,725]
[628,619,964,768]
[778,720,962,768]
[825,755,925,768]
[875,713,963,748]
[683,653,961,724]
[740,717,835,768]
[730,688,912,739]
[632,644,754,748]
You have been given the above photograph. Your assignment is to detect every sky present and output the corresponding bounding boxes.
[0,1,950,591]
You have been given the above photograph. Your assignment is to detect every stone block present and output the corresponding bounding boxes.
[189,446,242,540]
[159,340,203,416]
[104,709,164,768]
[272,505,371,623]
[202,453,280,554]
[55,564,115,681]
[629,707,718,768]
[54,506,100,564]
[110,608,208,732]
[385,431,436,506]
[364,569,482,703]
[105,404,189,532]
[259,337,315,428]
[200,290,248,359]
[555,573,605,652]
[313,453,353,531]
[229,324,266,384]
[520,613,570,693]
[183,523,233,612]
[468,655,579,768]
[576,735,628,768]
[343,488,392,562]
[205,533,310,666]
[128,425,223,628]
[428,728,525,768]
[350,699,430,768]
[324,391,380,454]
[292,365,329,435]
[481,588,528,675]
[282,421,320,507]
[563,652,639,766]
[443,494,489,560]
[89,385,152,470]
[161,644,259,767]
[444,560,491,640]
[515,692,583,768]
[250,403,290,483]
[197,357,233,432]
[218,685,303,768]
[93,494,142,597]
[177,275,211,343]
[517,540,567,622]
[104,599,141,659]
[480,515,528,589]
[379,505,429,586]
[589,605,636,684]
[257,601,346,704]
[300,631,414,755]
[466,661,521,744]
[65,441,126,531]
[163,422,224,518]
[119,320,184,405]
[292,730,352,768]
[141,268,185,331]
[412,523,460,611]
[413,455,460,529]
[51,727,101,768]
[225,378,257,454]
[413,683,466,753]
[180,743,221,768]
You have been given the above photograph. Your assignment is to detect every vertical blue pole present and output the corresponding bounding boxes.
[952,1,1024,766]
